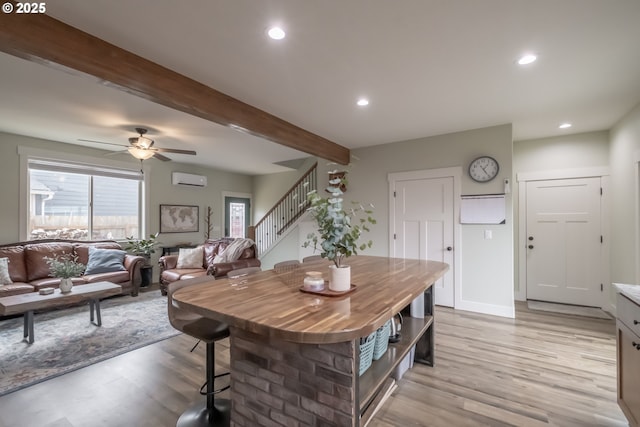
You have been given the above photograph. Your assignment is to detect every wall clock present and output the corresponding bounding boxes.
[468,156,499,182]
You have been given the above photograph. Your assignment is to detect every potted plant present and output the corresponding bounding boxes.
[44,252,86,293]
[303,171,375,291]
[125,232,160,287]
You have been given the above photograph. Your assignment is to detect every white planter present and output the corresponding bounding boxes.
[329,265,351,292]
[59,278,74,293]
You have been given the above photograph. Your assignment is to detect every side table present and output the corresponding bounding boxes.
[140,265,153,287]
[161,244,197,256]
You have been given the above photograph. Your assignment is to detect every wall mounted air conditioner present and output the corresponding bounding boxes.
[172,172,207,187]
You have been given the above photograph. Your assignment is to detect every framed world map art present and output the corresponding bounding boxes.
[160,204,199,233]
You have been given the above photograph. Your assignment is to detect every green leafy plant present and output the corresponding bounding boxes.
[125,232,160,257]
[44,252,86,278]
[303,171,375,267]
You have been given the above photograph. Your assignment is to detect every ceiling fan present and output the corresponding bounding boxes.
[79,127,197,162]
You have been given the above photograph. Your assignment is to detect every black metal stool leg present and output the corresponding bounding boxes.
[177,341,230,427]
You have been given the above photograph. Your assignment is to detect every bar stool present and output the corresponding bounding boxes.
[168,277,230,427]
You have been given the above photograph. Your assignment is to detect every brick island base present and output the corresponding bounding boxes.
[173,256,448,426]
[230,327,358,426]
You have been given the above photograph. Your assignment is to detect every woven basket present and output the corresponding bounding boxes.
[373,320,391,360]
[359,332,376,376]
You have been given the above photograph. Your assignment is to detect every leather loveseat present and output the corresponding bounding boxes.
[158,237,261,295]
[0,239,145,297]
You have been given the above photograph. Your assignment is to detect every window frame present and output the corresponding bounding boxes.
[19,146,149,242]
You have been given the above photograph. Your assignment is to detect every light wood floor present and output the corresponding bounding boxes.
[0,302,627,427]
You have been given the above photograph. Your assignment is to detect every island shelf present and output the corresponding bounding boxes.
[359,315,433,419]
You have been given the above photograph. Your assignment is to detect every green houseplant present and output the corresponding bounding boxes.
[125,232,160,263]
[125,232,160,287]
[303,171,375,291]
[44,252,86,293]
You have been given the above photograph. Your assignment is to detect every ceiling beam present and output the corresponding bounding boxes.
[0,12,350,165]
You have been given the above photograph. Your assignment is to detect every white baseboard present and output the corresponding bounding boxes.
[454,300,515,318]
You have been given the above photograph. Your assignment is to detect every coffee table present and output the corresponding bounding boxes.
[0,281,122,344]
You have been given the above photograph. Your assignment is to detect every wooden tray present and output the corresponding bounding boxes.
[299,282,357,297]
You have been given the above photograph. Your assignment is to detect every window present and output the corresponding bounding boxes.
[28,159,142,240]
[224,196,250,238]
[229,202,246,238]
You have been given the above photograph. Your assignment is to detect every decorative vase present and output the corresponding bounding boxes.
[329,265,351,292]
[59,278,73,293]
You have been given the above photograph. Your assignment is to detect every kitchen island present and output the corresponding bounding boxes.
[173,255,449,426]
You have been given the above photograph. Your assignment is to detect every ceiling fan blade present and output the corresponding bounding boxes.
[154,147,197,155]
[152,152,172,162]
[104,150,128,157]
[78,138,128,148]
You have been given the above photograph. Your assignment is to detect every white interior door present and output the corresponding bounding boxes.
[526,177,602,306]
[392,177,454,307]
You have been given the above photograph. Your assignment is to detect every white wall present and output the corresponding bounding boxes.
[514,131,610,172]
[610,102,640,285]
[259,228,304,270]
[512,131,610,295]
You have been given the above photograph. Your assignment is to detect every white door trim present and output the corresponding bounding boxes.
[517,166,610,182]
[516,167,611,312]
[636,151,640,285]
[388,167,462,308]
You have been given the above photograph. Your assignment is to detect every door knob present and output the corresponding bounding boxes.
[446,246,453,251]
[528,245,534,249]
[528,236,534,241]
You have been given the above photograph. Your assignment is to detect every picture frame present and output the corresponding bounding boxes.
[160,204,199,233]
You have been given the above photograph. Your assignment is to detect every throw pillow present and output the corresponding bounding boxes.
[177,246,204,269]
[84,247,127,275]
[0,257,12,285]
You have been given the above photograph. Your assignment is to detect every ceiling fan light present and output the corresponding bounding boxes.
[135,135,154,149]
[128,147,155,160]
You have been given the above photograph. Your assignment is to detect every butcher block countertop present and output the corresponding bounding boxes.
[173,255,449,344]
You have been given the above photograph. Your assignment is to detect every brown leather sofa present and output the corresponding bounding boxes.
[158,237,261,295]
[0,239,145,297]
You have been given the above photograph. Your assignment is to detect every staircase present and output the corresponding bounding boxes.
[249,162,317,256]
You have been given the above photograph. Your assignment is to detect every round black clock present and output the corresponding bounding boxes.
[468,156,499,182]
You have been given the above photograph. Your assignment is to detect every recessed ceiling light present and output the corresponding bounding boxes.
[559,123,572,129]
[517,54,537,65]
[267,27,286,40]
[357,98,369,107]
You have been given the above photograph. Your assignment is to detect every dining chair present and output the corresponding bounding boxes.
[273,259,301,269]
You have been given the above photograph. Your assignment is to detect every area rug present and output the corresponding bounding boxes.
[0,289,179,397]
[527,300,612,319]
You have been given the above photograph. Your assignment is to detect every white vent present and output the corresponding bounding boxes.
[172,172,207,187]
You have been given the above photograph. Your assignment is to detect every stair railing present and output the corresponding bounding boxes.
[249,162,317,255]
